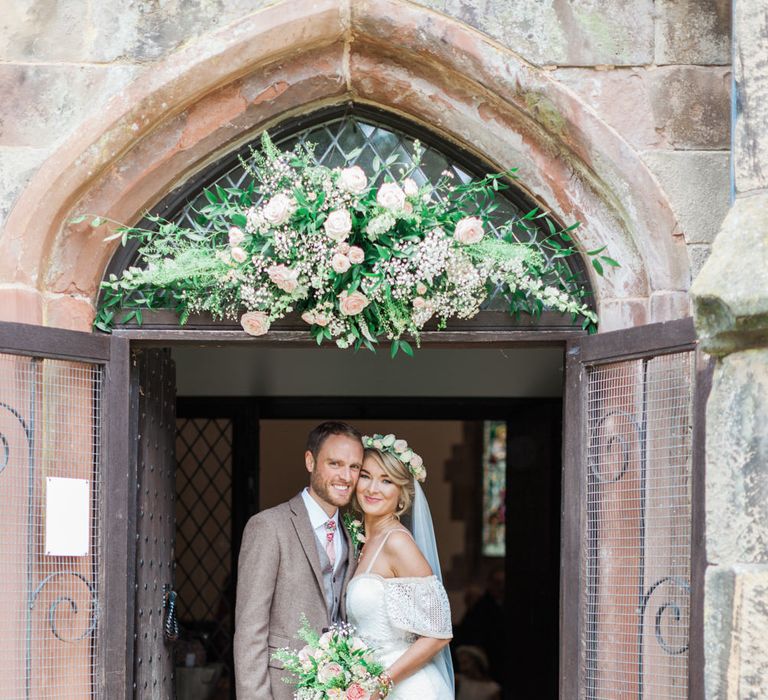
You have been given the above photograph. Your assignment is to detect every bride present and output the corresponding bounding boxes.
[346,435,454,699]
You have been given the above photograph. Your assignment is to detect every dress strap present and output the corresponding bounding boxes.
[364,528,412,574]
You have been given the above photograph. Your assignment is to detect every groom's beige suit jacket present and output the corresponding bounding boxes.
[234,492,357,699]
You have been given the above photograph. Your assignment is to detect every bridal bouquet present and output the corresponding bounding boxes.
[272,618,385,699]
[95,132,615,353]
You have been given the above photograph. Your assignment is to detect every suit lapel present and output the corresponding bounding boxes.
[289,493,326,602]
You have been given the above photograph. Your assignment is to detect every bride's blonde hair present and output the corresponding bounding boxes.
[353,448,415,518]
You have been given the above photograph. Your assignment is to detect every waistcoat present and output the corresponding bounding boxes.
[313,532,347,623]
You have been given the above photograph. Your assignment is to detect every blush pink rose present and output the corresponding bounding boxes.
[316,661,343,683]
[228,226,245,246]
[338,166,368,195]
[301,311,316,325]
[240,311,270,336]
[339,291,370,316]
[262,193,296,226]
[454,216,484,244]
[267,264,299,293]
[230,246,247,263]
[376,182,406,210]
[413,296,426,309]
[331,253,351,274]
[345,683,370,700]
[324,209,353,241]
[348,246,365,264]
[313,313,329,327]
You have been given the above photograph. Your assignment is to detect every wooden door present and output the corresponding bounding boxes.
[131,349,177,699]
[560,318,709,700]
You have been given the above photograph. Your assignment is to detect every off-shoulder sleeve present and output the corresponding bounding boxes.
[384,576,453,639]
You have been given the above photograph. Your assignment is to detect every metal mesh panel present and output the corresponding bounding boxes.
[0,353,103,699]
[175,418,233,697]
[584,352,694,699]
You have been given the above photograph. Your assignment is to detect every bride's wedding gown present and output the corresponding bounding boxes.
[346,529,454,699]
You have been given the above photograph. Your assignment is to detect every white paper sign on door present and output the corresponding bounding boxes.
[45,477,90,557]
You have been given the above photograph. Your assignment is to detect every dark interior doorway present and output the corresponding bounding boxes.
[172,396,562,700]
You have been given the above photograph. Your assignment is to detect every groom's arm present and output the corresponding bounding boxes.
[234,513,279,699]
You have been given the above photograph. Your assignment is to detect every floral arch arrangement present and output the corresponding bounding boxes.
[93,114,615,355]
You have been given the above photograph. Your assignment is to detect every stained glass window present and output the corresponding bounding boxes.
[482,420,507,557]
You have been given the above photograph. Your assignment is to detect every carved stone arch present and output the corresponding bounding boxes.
[1,0,689,331]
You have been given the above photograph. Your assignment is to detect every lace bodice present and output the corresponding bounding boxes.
[347,573,452,646]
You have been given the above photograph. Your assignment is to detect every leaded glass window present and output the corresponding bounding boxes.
[482,420,507,557]
[108,107,591,312]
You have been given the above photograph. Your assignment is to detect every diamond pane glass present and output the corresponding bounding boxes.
[123,111,591,312]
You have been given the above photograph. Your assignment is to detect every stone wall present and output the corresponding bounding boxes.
[691,0,768,696]
[0,0,731,329]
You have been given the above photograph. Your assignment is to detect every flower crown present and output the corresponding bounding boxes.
[363,433,427,482]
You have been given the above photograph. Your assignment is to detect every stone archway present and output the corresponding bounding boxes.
[1,0,689,332]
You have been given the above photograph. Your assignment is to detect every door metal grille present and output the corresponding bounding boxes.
[584,351,694,699]
[175,417,233,696]
[0,353,103,699]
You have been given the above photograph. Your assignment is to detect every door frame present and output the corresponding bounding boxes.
[103,316,706,699]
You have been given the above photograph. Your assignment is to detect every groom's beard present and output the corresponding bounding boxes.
[310,471,354,510]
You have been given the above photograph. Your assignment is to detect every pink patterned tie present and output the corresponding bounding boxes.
[325,519,336,568]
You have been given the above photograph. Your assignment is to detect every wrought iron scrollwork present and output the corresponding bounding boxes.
[29,571,99,643]
[588,409,641,483]
[639,576,690,655]
[0,401,32,477]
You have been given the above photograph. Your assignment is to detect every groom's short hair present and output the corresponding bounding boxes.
[306,421,362,459]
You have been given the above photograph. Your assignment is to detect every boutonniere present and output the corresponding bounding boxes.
[342,512,366,558]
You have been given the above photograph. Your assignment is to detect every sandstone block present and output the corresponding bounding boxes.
[414,0,653,66]
[733,0,768,193]
[0,0,274,63]
[649,290,691,322]
[598,298,648,331]
[0,147,47,232]
[553,66,730,150]
[692,193,768,355]
[642,151,730,244]
[687,243,712,279]
[705,564,768,699]
[44,294,95,332]
[0,64,136,149]
[0,286,43,324]
[705,349,768,565]
[655,0,731,65]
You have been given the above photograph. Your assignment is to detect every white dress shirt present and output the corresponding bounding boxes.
[301,488,344,571]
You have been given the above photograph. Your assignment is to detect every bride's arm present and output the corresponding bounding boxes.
[378,532,453,690]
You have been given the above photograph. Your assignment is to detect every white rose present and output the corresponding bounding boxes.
[382,434,396,447]
[324,209,353,241]
[348,246,365,264]
[413,296,426,309]
[416,282,427,295]
[393,439,408,453]
[318,631,334,649]
[376,182,406,210]
[338,291,369,316]
[400,449,413,463]
[410,454,423,469]
[228,226,245,246]
[331,253,351,274]
[338,166,368,195]
[373,440,383,450]
[336,241,350,255]
[403,178,419,197]
[240,311,270,336]
[268,264,299,293]
[262,193,296,226]
[230,246,247,263]
[454,216,485,244]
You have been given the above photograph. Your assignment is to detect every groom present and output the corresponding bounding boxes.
[234,421,364,699]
